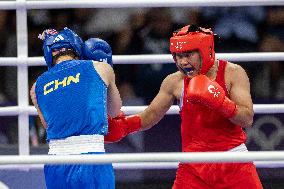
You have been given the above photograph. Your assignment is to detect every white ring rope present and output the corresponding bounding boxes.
[0,53,284,66]
[0,0,283,10]
[1,160,284,170]
[0,152,284,165]
[0,0,284,160]
[0,104,283,116]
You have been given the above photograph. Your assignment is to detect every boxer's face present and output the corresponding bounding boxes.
[175,51,202,76]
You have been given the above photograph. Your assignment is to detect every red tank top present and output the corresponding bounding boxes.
[180,60,246,152]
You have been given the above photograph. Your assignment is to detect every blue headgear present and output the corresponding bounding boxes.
[39,27,83,69]
[82,38,113,67]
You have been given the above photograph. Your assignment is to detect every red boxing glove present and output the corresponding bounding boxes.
[104,111,142,143]
[187,75,237,118]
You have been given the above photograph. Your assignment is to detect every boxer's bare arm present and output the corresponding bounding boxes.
[226,63,254,128]
[30,83,48,129]
[139,74,177,131]
[94,62,122,118]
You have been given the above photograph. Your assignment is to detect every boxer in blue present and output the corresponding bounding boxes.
[81,38,142,143]
[30,27,122,189]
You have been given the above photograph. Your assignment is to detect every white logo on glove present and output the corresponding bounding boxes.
[100,58,108,63]
[208,85,220,98]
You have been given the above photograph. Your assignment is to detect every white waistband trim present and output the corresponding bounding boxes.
[228,143,248,152]
[48,135,105,155]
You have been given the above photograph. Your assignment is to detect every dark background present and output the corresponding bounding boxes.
[0,6,283,189]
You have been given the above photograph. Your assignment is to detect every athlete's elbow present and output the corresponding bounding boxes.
[242,118,253,128]
[241,112,254,128]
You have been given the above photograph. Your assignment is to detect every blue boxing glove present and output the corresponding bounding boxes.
[82,38,113,66]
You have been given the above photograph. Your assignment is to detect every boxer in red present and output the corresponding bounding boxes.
[105,25,263,189]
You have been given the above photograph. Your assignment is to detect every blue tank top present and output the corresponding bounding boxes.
[35,60,108,140]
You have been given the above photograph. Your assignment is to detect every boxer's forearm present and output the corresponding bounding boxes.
[229,105,254,128]
[139,108,164,131]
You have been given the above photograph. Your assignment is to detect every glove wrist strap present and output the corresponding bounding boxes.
[219,97,237,118]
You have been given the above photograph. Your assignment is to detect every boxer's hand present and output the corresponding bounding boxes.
[104,111,141,143]
[187,75,237,118]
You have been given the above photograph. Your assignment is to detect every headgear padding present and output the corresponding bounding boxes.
[82,38,113,67]
[39,27,83,69]
[170,25,215,75]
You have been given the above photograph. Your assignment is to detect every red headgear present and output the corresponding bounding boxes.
[170,25,215,75]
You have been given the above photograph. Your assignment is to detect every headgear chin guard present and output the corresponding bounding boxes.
[39,27,83,69]
[82,38,113,67]
[170,25,215,75]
